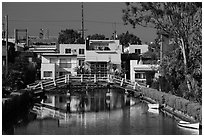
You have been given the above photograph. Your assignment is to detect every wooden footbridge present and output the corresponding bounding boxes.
[26,74,143,94]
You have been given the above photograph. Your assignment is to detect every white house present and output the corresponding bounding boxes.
[59,44,86,66]
[41,53,77,79]
[86,40,122,77]
[124,44,148,54]
[130,59,158,86]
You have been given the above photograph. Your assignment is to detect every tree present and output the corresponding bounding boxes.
[122,2,202,102]
[58,29,84,44]
[117,31,142,47]
[87,33,106,40]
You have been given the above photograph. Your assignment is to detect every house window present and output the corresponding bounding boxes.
[44,71,52,77]
[59,71,71,76]
[135,73,141,79]
[135,49,141,54]
[79,49,85,55]
[135,73,146,79]
[59,58,71,68]
[65,48,71,54]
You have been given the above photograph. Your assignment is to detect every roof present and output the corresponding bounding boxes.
[41,53,77,56]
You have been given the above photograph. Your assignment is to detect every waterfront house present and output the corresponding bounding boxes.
[59,44,86,66]
[85,39,122,77]
[41,53,77,79]
[130,58,158,86]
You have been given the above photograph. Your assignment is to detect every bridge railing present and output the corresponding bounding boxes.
[27,74,110,90]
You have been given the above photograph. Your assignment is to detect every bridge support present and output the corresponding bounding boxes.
[40,82,43,90]
[53,79,56,86]
[81,75,83,83]
[65,75,67,83]
[120,78,124,86]
[94,74,97,83]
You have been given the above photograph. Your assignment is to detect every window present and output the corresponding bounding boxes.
[59,58,71,68]
[51,42,56,45]
[59,71,71,76]
[79,49,85,54]
[65,48,71,54]
[135,73,146,79]
[44,71,52,77]
[135,49,141,54]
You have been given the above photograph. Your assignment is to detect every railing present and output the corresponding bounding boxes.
[27,74,142,92]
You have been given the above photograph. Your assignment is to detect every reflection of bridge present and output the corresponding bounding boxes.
[27,74,143,94]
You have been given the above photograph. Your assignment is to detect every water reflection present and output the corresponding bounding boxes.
[13,88,201,135]
[42,88,136,113]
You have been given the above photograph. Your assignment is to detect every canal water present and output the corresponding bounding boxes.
[11,88,200,135]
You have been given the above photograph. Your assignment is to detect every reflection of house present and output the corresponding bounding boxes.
[59,44,86,66]
[130,59,158,86]
[41,53,77,79]
[86,40,122,77]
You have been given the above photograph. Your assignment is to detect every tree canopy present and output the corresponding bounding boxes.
[122,2,202,103]
[58,29,85,44]
[117,31,142,47]
[87,33,106,40]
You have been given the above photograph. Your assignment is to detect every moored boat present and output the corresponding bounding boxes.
[178,120,200,129]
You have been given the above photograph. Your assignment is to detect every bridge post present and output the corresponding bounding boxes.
[65,75,67,83]
[133,82,137,90]
[40,82,43,90]
[120,78,124,86]
[68,75,70,83]
[94,74,97,83]
[125,74,127,81]
[53,79,56,86]
[81,74,83,83]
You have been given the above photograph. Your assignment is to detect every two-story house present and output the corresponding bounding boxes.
[85,40,122,77]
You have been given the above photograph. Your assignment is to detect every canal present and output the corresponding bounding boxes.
[7,88,201,135]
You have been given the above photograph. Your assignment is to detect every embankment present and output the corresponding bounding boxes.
[140,87,202,124]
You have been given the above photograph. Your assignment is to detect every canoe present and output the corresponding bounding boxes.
[178,120,200,129]
[148,104,160,109]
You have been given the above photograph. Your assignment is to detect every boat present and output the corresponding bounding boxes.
[148,103,160,109]
[178,120,200,129]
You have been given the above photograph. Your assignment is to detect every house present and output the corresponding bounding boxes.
[124,44,148,54]
[41,53,77,79]
[130,58,158,86]
[122,44,149,79]
[59,44,86,66]
[85,39,122,77]
[28,37,59,58]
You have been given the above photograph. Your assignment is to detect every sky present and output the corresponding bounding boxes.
[2,2,157,43]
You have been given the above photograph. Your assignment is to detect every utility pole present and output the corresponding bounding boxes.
[160,34,163,65]
[81,2,84,40]
[5,15,8,76]
[113,22,117,40]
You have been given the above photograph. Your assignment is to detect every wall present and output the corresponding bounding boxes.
[129,44,148,54]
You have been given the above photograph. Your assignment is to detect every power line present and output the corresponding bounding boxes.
[7,19,124,25]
